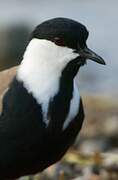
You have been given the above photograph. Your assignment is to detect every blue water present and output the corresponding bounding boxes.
[0,0,118,96]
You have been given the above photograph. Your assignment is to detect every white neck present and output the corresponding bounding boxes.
[17,38,79,104]
[17,38,80,127]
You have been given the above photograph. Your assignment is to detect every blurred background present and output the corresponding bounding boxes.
[0,0,118,179]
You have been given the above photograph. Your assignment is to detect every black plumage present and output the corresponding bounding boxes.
[0,17,105,179]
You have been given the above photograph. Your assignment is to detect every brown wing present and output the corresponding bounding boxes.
[0,66,17,112]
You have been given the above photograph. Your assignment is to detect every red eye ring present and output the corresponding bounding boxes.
[53,37,65,46]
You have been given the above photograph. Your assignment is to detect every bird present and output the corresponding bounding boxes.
[0,17,106,179]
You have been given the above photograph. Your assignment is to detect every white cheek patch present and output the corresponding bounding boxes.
[63,80,80,130]
[17,38,79,126]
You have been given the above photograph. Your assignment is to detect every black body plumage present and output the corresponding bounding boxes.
[0,17,105,179]
[0,63,84,179]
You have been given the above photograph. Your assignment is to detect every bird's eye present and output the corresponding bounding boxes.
[53,37,65,46]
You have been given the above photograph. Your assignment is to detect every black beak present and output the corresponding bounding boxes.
[79,47,106,65]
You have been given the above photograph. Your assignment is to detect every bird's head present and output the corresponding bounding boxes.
[28,17,106,67]
[17,17,106,95]
[17,18,106,106]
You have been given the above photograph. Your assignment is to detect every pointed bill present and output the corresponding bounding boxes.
[79,47,106,65]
